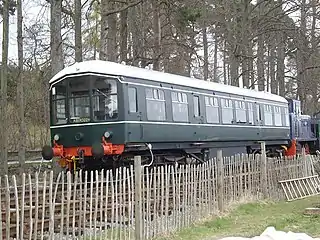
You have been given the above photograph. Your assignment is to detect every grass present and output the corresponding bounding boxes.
[155,196,320,240]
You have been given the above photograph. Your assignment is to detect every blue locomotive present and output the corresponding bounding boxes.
[286,99,319,156]
[40,60,320,171]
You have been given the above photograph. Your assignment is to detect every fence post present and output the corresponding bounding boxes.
[260,141,268,198]
[217,150,224,212]
[302,147,309,177]
[134,156,143,240]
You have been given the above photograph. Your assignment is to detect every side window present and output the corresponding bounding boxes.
[172,91,188,122]
[274,106,282,126]
[145,88,166,121]
[222,98,233,124]
[128,87,137,113]
[248,102,254,124]
[52,83,67,125]
[205,96,219,123]
[193,96,200,117]
[235,100,246,123]
[264,104,273,126]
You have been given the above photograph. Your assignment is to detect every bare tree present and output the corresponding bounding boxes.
[152,0,161,70]
[17,0,26,173]
[50,0,64,75]
[75,0,83,62]
[269,35,277,94]
[202,26,209,80]
[119,0,128,63]
[100,0,117,61]
[241,0,250,88]
[0,0,10,175]
[257,0,265,91]
[296,0,307,112]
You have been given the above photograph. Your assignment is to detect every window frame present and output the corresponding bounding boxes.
[205,96,220,124]
[51,82,68,125]
[221,98,234,124]
[145,87,166,121]
[235,100,246,123]
[274,106,282,126]
[283,106,290,127]
[128,86,138,113]
[171,91,189,122]
[91,77,119,121]
[264,103,273,126]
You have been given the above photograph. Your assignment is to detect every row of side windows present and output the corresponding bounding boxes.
[128,87,289,127]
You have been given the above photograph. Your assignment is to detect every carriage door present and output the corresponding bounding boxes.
[127,85,143,141]
[255,102,263,137]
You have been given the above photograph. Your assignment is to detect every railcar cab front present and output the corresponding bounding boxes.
[41,74,125,170]
[51,75,119,125]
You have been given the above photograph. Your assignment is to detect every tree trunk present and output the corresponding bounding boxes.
[248,43,254,89]
[276,33,285,97]
[107,3,117,62]
[223,40,228,85]
[100,0,108,60]
[99,0,117,62]
[296,0,307,112]
[140,2,147,68]
[241,0,250,88]
[0,0,10,175]
[202,26,209,80]
[230,52,239,86]
[50,0,63,173]
[17,0,26,174]
[276,0,285,97]
[213,31,218,82]
[128,5,141,66]
[269,36,277,94]
[257,0,265,91]
[50,0,64,75]
[152,0,161,70]
[120,3,128,64]
[75,0,82,62]
[257,34,265,91]
[310,0,317,114]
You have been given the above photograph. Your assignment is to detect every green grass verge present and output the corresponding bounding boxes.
[155,196,320,240]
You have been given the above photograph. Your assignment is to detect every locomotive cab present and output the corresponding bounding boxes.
[41,74,125,170]
[287,99,317,154]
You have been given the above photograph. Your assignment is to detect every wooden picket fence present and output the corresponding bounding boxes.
[0,152,316,240]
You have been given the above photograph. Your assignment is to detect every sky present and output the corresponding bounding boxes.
[0,0,49,61]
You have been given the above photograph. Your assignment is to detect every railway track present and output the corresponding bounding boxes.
[7,150,50,166]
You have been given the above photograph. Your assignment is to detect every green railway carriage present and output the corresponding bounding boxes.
[42,60,291,171]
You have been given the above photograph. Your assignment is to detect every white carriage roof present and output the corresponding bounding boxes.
[50,60,288,103]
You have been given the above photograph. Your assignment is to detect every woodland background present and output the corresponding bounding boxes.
[0,0,319,174]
